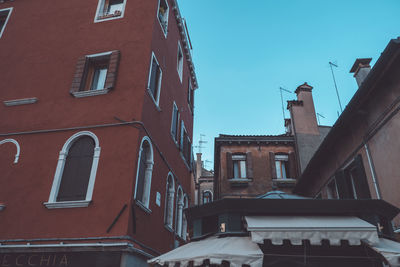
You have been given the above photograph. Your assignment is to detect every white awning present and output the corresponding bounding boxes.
[148,235,263,267]
[245,216,379,246]
[366,238,400,266]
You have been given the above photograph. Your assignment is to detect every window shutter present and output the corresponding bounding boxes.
[57,136,94,201]
[104,50,121,89]
[288,152,297,178]
[352,155,372,199]
[269,152,276,179]
[335,170,350,199]
[246,152,253,179]
[226,152,233,179]
[70,56,87,93]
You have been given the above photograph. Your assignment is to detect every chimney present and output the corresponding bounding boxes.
[350,58,372,87]
[287,82,319,135]
[196,153,202,184]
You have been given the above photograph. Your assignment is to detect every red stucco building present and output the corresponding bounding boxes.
[0,0,197,265]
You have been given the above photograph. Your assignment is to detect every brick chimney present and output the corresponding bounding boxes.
[196,153,202,184]
[287,82,325,173]
[350,58,372,87]
[288,82,319,135]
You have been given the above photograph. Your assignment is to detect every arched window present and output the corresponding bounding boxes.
[175,187,184,236]
[164,173,175,229]
[134,136,154,209]
[202,190,213,204]
[0,139,20,164]
[45,131,101,209]
[181,195,188,240]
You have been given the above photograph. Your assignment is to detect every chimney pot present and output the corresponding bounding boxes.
[350,58,372,87]
[295,82,313,95]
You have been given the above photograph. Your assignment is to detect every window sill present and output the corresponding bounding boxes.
[0,203,6,211]
[94,13,123,23]
[170,133,179,148]
[135,200,152,214]
[71,88,110,98]
[272,178,296,183]
[43,200,91,209]
[146,89,161,112]
[3,97,38,106]
[228,178,252,183]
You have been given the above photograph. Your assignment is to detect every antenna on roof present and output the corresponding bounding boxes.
[279,87,292,121]
[316,113,325,125]
[194,134,207,153]
[329,61,343,113]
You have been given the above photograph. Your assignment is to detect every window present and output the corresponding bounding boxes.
[95,0,126,22]
[170,102,180,143]
[134,136,154,209]
[0,8,12,39]
[180,122,192,166]
[275,154,288,179]
[188,80,194,112]
[44,131,101,209]
[157,0,169,36]
[232,154,247,179]
[181,195,188,240]
[175,187,184,236]
[147,52,162,106]
[226,152,253,181]
[177,42,183,81]
[70,51,120,98]
[164,173,175,229]
[326,179,338,199]
[0,139,20,164]
[335,155,371,199]
[202,190,212,204]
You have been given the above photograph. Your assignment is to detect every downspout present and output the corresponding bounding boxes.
[364,142,381,199]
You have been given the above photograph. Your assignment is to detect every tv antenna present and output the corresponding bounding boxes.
[329,61,343,113]
[194,134,207,154]
[316,113,325,125]
[279,87,292,120]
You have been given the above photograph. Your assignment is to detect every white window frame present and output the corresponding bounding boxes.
[232,154,247,179]
[0,8,13,39]
[134,136,154,210]
[275,154,289,179]
[94,0,127,23]
[181,195,188,240]
[157,0,169,37]
[44,131,101,209]
[170,102,180,143]
[177,41,183,82]
[202,190,213,204]
[164,172,175,230]
[175,186,184,236]
[147,52,163,107]
[0,138,20,164]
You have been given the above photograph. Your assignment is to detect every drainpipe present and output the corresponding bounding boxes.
[364,143,381,199]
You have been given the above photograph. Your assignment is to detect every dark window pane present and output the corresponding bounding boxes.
[136,142,149,202]
[57,136,95,201]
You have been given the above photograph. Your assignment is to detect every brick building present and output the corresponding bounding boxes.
[213,134,298,200]
[294,38,400,230]
[194,153,214,205]
[0,0,197,265]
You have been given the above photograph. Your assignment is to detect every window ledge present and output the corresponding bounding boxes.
[71,89,110,98]
[43,200,91,209]
[146,89,161,111]
[228,178,252,183]
[179,152,191,171]
[272,178,296,183]
[135,200,152,214]
[0,203,6,211]
[3,97,38,106]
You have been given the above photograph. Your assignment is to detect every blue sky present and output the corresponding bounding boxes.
[178,0,400,170]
